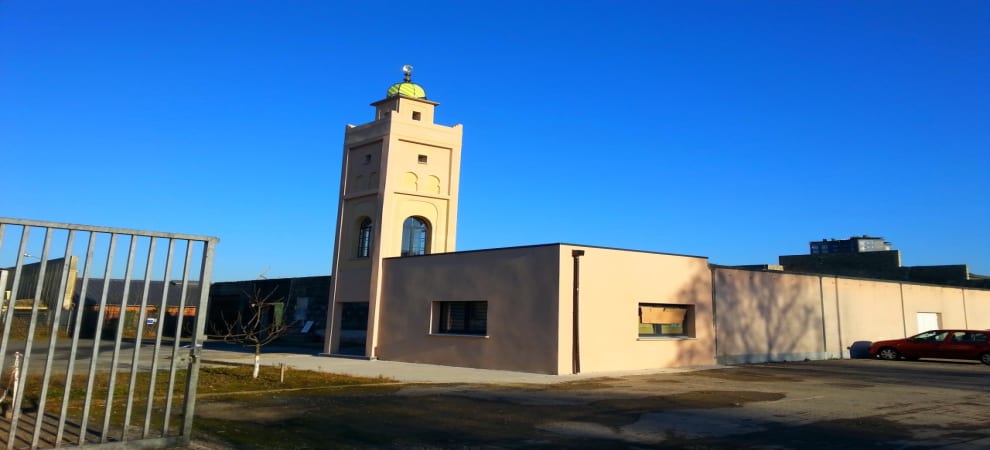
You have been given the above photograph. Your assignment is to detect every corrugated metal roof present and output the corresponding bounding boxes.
[73,279,202,307]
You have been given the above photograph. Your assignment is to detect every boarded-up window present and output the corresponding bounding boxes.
[638,303,692,337]
[640,306,687,324]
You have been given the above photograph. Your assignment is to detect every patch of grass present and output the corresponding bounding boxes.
[3,362,390,447]
[195,365,393,395]
[554,377,623,390]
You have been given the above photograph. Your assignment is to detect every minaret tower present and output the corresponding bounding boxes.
[325,66,463,357]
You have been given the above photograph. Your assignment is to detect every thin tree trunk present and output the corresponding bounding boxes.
[253,345,261,378]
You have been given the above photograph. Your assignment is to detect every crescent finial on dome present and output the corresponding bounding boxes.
[387,65,427,99]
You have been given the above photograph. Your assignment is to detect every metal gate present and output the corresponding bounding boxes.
[0,217,218,449]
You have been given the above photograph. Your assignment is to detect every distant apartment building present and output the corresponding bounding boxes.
[780,236,987,288]
[809,236,892,254]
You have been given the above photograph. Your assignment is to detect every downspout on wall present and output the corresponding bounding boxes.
[710,265,719,364]
[571,249,585,374]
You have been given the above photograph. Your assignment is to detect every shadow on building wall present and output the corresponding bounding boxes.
[712,267,827,364]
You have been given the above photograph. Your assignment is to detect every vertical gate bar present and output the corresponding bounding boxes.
[11,227,53,427]
[56,231,96,447]
[55,231,95,446]
[0,227,30,394]
[122,236,156,440]
[0,227,30,449]
[4,227,34,450]
[79,233,117,446]
[13,227,52,369]
[180,239,216,442]
[0,270,6,449]
[32,229,76,448]
[101,235,138,442]
[18,227,53,449]
[143,239,175,438]
[161,242,193,436]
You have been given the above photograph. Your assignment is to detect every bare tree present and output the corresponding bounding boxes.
[214,287,294,378]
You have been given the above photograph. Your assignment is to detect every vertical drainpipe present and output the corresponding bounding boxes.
[818,275,827,358]
[899,283,907,337]
[962,289,968,329]
[710,265,719,365]
[834,277,843,359]
[571,249,585,374]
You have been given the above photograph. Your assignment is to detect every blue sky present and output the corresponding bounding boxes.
[2,1,987,281]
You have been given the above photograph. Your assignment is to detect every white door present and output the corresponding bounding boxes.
[917,312,941,333]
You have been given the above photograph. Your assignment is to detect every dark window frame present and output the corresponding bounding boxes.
[357,218,373,258]
[436,301,488,335]
[401,216,429,256]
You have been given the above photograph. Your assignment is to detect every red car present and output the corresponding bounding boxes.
[869,329,990,365]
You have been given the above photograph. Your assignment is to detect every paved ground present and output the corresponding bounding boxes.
[191,346,990,449]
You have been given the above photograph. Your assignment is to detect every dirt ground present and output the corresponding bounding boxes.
[189,359,990,449]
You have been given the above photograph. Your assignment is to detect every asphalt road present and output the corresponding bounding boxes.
[190,358,990,449]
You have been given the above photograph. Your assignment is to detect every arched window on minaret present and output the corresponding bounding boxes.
[357,218,373,258]
[401,216,430,256]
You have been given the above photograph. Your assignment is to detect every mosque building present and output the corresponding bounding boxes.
[322,68,990,374]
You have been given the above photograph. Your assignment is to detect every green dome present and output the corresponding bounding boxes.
[386,82,426,99]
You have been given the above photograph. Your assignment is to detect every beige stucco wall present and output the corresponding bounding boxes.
[713,269,833,364]
[819,276,843,358]
[714,269,990,362]
[376,246,562,374]
[965,289,990,329]
[375,247,989,373]
[376,244,716,374]
[900,284,966,333]
[379,104,462,256]
[562,246,716,374]
[833,277,905,355]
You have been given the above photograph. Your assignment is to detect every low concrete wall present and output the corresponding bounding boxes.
[713,269,836,364]
[714,267,990,363]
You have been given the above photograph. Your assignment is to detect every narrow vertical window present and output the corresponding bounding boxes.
[357,218,373,258]
[401,216,429,256]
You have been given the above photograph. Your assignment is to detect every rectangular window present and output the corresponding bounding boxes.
[435,301,487,335]
[412,111,422,121]
[638,303,693,338]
